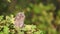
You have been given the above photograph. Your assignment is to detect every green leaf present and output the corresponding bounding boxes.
[0,15,4,21]
[3,26,9,34]
[0,32,3,34]
[34,30,43,34]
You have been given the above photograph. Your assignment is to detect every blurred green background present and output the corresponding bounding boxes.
[0,0,60,34]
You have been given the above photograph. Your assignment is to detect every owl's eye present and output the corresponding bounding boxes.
[21,16,24,17]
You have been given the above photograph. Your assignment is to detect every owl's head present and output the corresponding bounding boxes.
[15,12,25,21]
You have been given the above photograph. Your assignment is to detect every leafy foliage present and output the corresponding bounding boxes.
[0,15,44,34]
[0,0,60,34]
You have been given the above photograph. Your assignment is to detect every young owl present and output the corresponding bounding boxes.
[14,12,25,28]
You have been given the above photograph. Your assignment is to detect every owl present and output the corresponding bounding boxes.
[14,12,25,28]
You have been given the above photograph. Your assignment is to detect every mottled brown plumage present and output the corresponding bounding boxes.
[14,12,25,28]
